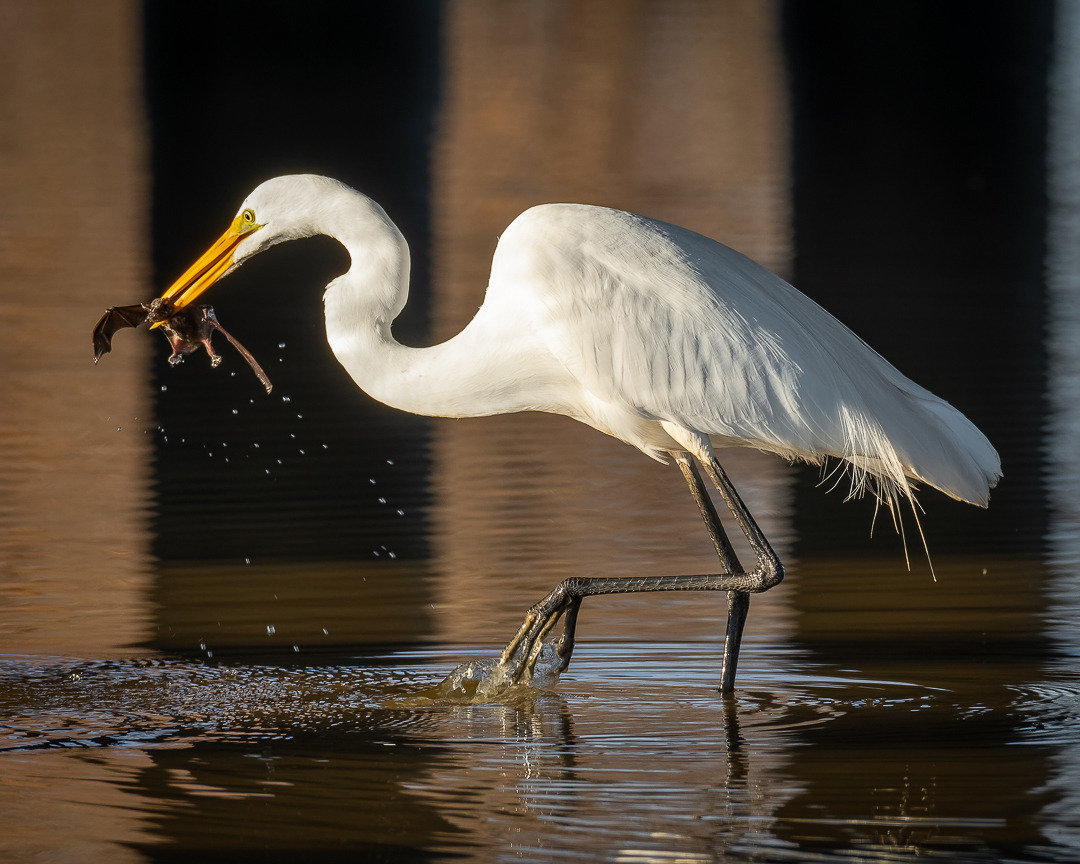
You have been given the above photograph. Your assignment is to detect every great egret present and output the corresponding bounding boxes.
[154,174,1001,694]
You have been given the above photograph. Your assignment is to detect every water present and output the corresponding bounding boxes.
[1,633,1073,861]
[2,2,1078,862]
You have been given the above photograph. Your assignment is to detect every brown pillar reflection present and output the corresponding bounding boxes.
[429,0,795,645]
[0,1,153,654]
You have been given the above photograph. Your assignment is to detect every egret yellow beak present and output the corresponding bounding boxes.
[151,212,262,327]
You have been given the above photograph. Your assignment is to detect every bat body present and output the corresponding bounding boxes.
[92,299,272,393]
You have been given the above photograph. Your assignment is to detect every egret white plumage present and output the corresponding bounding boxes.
[155,174,1001,694]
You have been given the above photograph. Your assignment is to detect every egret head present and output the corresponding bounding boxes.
[152,175,349,323]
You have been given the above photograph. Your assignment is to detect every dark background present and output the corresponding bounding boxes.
[144,2,442,562]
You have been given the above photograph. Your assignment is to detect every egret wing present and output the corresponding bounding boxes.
[498,204,999,507]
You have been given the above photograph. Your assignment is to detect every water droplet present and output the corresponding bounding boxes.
[322,628,329,635]
[378,497,386,504]
[388,551,397,559]
[116,426,122,432]
[199,642,207,651]
[278,342,286,349]
[299,450,305,455]
[293,645,299,653]
[386,459,394,465]
[296,414,303,419]
[266,625,276,636]
[244,557,251,564]
[397,509,405,516]
[232,408,239,415]
[206,650,213,658]
[282,396,291,403]
[322,444,329,450]
[369,478,376,484]
[254,443,260,448]
[160,385,167,392]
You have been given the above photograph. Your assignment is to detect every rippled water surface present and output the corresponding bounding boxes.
[3,3,1079,863]
[4,629,1079,862]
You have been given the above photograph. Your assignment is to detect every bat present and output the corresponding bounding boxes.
[92,299,273,394]
[160,305,273,394]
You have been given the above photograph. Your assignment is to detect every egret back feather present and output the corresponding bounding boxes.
[488,203,1000,511]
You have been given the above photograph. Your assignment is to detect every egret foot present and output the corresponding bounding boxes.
[483,565,779,696]
[422,641,568,703]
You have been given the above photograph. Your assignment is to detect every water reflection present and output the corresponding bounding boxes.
[430,0,796,649]
[0,0,154,654]
[1,645,1065,861]
[1037,0,1080,852]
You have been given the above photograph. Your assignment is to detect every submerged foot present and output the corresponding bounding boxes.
[393,587,579,705]
[405,641,567,705]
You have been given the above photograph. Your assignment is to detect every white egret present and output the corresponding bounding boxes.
[155,174,1001,694]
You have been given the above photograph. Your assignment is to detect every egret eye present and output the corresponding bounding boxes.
[241,208,256,225]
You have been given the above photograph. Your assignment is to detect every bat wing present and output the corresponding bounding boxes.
[92,304,148,363]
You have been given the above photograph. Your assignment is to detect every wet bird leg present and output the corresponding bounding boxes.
[492,452,783,695]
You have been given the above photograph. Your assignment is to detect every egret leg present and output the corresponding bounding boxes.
[674,453,749,694]
[721,591,751,693]
[694,453,782,692]
[494,572,761,689]
[492,452,782,694]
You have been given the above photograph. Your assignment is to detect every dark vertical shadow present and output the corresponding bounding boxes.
[773,7,1058,856]
[142,2,442,564]
[782,0,1050,559]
